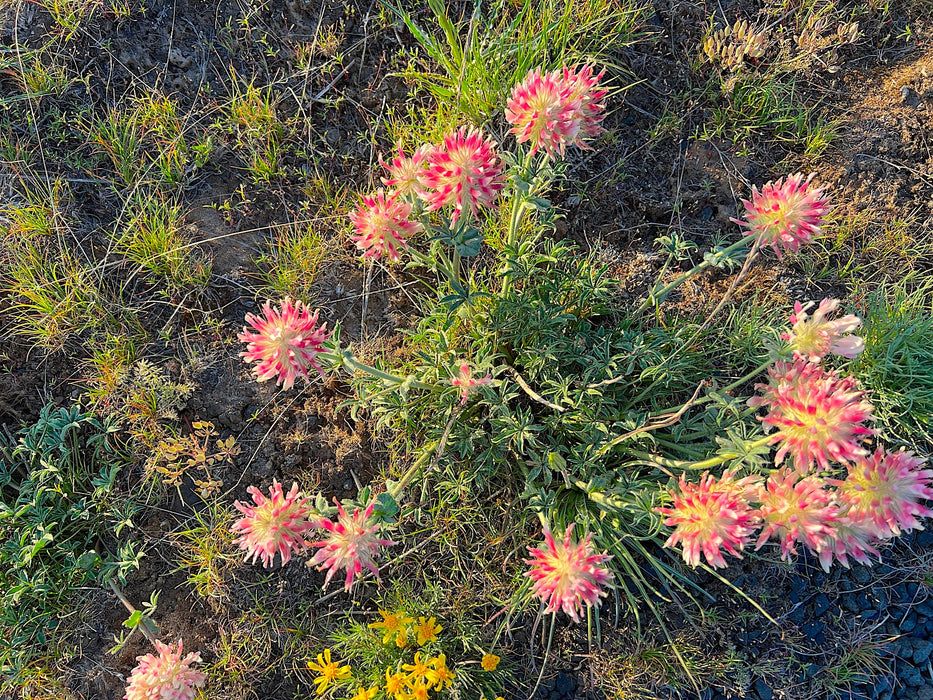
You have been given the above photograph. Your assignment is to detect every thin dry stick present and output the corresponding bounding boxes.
[508,366,566,412]
[595,381,706,458]
[360,258,374,337]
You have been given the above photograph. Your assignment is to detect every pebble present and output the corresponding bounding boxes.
[852,566,871,584]
[910,639,933,665]
[902,612,919,633]
[898,663,924,687]
[801,620,825,643]
[753,678,773,700]
[813,593,832,617]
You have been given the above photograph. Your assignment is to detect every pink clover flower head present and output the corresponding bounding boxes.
[656,470,762,569]
[732,172,831,257]
[835,448,933,539]
[380,144,432,198]
[449,361,492,404]
[232,480,313,568]
[817,513,880,572]
[783,298,864,363]
[561,63,608,142]
[755,469,839,560]
[239,297,330,390]
[524,523,613,622]
[505,64,606,158]
[349,189,423,262]
[420,127,505,224]
[309,499,395,591]
[124,639,206,700]
[749,360,875,474]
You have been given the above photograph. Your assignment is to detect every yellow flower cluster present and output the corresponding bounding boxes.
[309,615,502,700]
[368,610,442,648]
[380,651,455,700]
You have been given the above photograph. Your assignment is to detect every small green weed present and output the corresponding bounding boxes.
[219,78,285,183]
[0,404,143,685]
[173,502,237,606]
[2,238,111,350]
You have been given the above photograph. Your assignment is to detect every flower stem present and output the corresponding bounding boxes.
[108,578,158,647]
[325,347,433,391]
[626,434,774,472]
[638,236,753,313]
[387,441,438,501]
[526,614,556,700]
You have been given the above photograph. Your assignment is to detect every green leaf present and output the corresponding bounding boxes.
[123,610,142,629]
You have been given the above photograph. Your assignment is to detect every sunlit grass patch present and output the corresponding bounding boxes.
[387,0,648,131]
[115,193,211,289]
[853,282,933,445]
[259,222,329,301]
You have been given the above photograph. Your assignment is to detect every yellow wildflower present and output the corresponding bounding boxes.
[413,616,442,645]
[405,679,431,700]
[350,685,379,700]
[481,652,500,671]
[402,651,438,686]
[384,668,407,696]
[369,609,414,645]
[306,648,351,695]
[429,653,456,689]
[395,625,409,648]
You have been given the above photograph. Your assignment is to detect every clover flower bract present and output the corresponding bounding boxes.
[732,172,831,257]
[232,480,313,568]
[308,499,394,590]
[657,471,762,569]
[420,127,505,224]
[783,298,864,363]
[239,297,331,390]
[756,469,839,559]
[524,523,613,622]
[124,639,206,700]
[381,144,432,198]
[349,189,423,261]
[505,64,606,158]
[749,360,875,474]
[835,448,933,539]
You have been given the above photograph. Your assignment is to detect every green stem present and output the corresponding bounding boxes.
[409,245,458,287]
[625,434,774,472]
[638,236,753,313]
[108,578,158,646]
[325,347,433,391]
[673,435,773,471]
[387,440,438,501]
